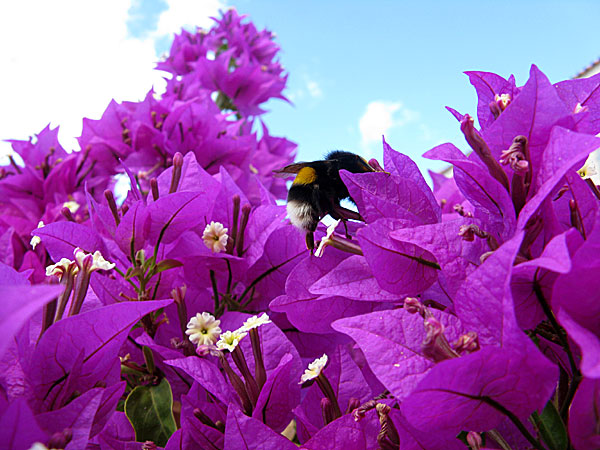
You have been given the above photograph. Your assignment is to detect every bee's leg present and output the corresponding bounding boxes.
[341,218,351,239]
[332,204,364,222]
[305,231,315,252]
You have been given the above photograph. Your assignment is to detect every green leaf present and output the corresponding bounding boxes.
[153,259,183,275]
[125,378,177,447]
[531,400,568,450]
[125,267,144,280]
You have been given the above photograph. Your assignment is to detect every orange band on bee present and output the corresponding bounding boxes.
[293,167,317,185]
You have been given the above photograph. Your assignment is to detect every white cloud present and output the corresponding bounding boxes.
[155,0,224,37]
[0,0,224,156]
[306,79,322,99]
[358,100,418,149]
[287,75,322,103]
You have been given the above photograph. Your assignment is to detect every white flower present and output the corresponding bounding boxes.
[494,93,511,110]
[216,329,247,352]
[299,354,328,384]
[185,312,222,346]
[73,248,115,272]
[202,221,229,253]
[240,313,271,331]
[315,219,341,257]
[62,200,80,213]
[28,444,50,450]
[574,102,589,114]
[30,220,45,249]
[46,257,77,279]
[578,157,598,180]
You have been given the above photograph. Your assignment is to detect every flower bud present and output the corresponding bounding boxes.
[169,152,184,193]
[346,397,361,415]
[403,297,424,315]
[499,135,529,174]
[104,189,120,226]
[466,431,483,450]
[422,317,460,362]
[453,331,480,354]
[321,397,336,425]
[47,428,73,449]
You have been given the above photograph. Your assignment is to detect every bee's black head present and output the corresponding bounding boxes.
[325,150,374,174]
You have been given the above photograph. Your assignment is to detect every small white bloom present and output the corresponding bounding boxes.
[494,93,511,110]
[574,102,589,114]
[578,158,598,180]
[202,221,229,253]
[46,257,77,279]
[240,313,271,331]
[90,251,115,271]
[299,354,328,384]
[62,200,80,213]
[30,221,45,249]
[186,312,222,346]
[73,248,115,272]
[315,219,341,257]
[30,235,41,249]
[216,329,247,352]
[28,444,50,450]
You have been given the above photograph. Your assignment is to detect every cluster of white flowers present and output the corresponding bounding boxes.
[186,312,272,352]
[45,248,114,279]
[73,248,115,272]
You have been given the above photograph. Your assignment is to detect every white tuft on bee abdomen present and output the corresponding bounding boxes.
[287,200,316,230]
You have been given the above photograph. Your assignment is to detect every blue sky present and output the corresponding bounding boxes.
[2,0,600,176]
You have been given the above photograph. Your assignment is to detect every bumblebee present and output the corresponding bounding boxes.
[275,151,384,250]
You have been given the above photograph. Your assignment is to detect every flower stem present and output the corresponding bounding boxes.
[533,269,580,420]
[480,396,546,450]
[210,270,220,316]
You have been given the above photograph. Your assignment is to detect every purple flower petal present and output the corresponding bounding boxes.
[225,405,297,450]
[424,142,516,240]
[36,387,104,449]
[0,284,63,360]
[454,233,524,347]
[555,71,600,134]
[333,308,466,400]
[145,191,212,245]
[309,255,397,302]
[252,353,299,432]
[29,299,172,410]
[482,65,574,187]
[382,137,440,221]
[401,346,557,436]
[165,356,238,407]
[464,70,518,131]
[341,171,439,225]
[33,221,106,262]
[389,218,486,298]
[568,377,600,449]
[300,412,380,450]
[0,398,48,450]
[358,218,439,296]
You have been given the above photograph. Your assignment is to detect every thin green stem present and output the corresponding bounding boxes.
[533,270,578,375]
[481,397,546,450]
[237,252,302,304]
[113,267,140,292]
[532,269,580,422]
[210,270,220,316]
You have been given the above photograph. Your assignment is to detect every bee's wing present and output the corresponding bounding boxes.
[272,162,310,178]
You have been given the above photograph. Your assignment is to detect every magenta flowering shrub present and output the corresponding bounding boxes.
[1,9,600,450]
